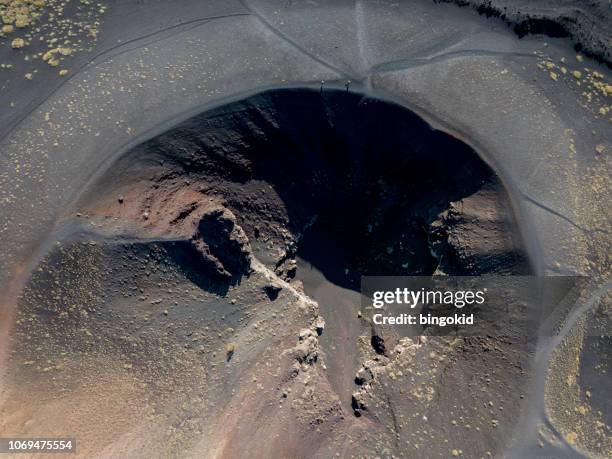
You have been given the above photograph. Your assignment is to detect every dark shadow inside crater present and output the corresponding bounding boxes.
[124,88,530,293]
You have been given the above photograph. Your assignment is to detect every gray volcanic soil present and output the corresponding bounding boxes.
[0,1,610,458]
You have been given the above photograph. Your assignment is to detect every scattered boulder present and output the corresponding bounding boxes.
[314,316,325,336]
[292,328,319,366]
[263,284,282,300]
[351,391,367,417]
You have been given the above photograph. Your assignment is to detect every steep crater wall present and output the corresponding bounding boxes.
[82,88,532,286]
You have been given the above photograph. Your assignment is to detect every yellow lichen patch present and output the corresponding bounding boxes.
[14,13,28,27]
[545,295,612,457]
[10,36,23,48]
[543,58,612,117]
[1,0,106,77]
[592,80,612,97]
[565,431,578,445]
[58,68,67,76]
[1,0,45,29]
[41,48,57,61]
[534,57,608,107]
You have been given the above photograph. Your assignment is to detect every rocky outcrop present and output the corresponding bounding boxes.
[190,207,253,280]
